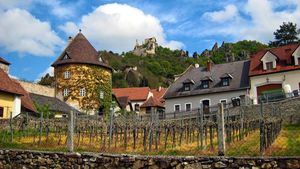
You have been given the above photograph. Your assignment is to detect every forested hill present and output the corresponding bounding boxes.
[100,40,268,89]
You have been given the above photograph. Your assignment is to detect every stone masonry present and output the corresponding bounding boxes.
[0,149,299,169]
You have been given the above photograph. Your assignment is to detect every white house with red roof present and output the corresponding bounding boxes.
[249,43,300,104]
[113,87,166,114]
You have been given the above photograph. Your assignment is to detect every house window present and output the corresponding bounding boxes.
[63,53,69,60]
[0,107,3,118]
[221,78,229,86]
[298,57,300,65]
[63,88,69,97]
[64,71,71,79]
[79,88,86,97]
[266,62,273,70]
[185,103,191,111]
[220,99,227,106]
[174,104,180,112]
[183,83,191,91]
[134,104,140,111]
[100,91,104,99]
[202,80,209,89]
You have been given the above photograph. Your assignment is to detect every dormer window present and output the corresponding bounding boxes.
[182,79,195,91]
[221,78,229,86]
[62,52,70,60]
[184,83,191,91]
[261,51,277,70]
[220,73,233,87]
[202,80,209,89]
[64,71,71,79]
[266,62,273,70]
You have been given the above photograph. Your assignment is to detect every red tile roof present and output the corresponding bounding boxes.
[51,32,112,71]
[150,87,167,102]
[0,69,36,113]
[140,96,164,108]
[0,57,10,65]
[113,87,150,101]
[12,79,37,113]
[249,43,300,76]
[0,69,23,95]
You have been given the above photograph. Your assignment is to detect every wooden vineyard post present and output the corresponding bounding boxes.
[38,112,43,146]
[217,103,225,156]
[259,100,265,155]
[9,112,13,142]
[240,106,244,140]
[67,111,74,152]
[109,107,114,149]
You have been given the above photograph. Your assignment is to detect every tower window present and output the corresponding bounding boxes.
[100,91,104,99]
[63,88,69,97]
[79,88,86,97]
[64,71,71,79]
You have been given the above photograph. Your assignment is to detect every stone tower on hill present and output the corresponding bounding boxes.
[133,37,158,56]
[52,31,113,116]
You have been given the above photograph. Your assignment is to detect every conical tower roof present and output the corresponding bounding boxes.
[51,32,112,70]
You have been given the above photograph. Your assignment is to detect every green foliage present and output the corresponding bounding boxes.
[101,40,268,89]
[269,22,300,47]
[34,102,55,118]
[37,73,55,87]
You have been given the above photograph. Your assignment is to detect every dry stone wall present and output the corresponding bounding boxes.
[0,149,299,169]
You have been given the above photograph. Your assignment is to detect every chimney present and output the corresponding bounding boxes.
[0,57,10,74]
[207,60,213,71]
[194,63,199,68]
[68,36,73,43]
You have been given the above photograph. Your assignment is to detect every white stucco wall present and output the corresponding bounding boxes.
[293,46,300,65]
[250,69,300,104]
[165,90,247,113]
[12,95,21,118]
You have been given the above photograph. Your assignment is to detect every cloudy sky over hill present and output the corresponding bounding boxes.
[0,0,299,81]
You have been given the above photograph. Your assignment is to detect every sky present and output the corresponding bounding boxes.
[0,0,299,81]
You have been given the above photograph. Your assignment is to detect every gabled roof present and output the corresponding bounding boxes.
[51,32,112,71]
[140,96,164,108]
[113,87,150,101]
[30,93,81,114]
[150,87,167,102]
[249,43,300,76]
[12,79,36,113]
[0,69,23,95]
[201,76,213,81]
[183,78,195,84]
[0,57,10,65]
[116,96,131,109]
[164,60,250,99]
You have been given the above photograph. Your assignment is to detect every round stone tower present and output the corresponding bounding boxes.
[51,32,112,115]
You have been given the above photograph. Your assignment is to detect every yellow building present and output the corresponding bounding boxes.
[0,59,22,119]
[51,31,113,115]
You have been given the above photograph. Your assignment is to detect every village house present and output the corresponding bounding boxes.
[249,43,300,104]
[112,87,166,114]
[163,60,250,114]
[51,31,113,115]
[0,57,36,119]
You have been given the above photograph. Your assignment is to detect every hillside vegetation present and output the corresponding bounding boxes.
[101,40,267,89]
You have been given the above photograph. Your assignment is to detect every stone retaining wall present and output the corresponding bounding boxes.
[0,149,299,169]
[17,80,55,97]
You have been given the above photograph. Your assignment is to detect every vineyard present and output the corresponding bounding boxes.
[0,98,299,156]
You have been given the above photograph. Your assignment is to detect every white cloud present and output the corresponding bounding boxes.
[41,0,78,18]
[0,8,64,56]
[59,3,184,53]
[196,0,300,44]
[0,0,32,10]
[203,4,238,23]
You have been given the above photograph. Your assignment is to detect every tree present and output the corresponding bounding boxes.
[38,73,55,86]
[269,22,300,46]
[192,52,198,59]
